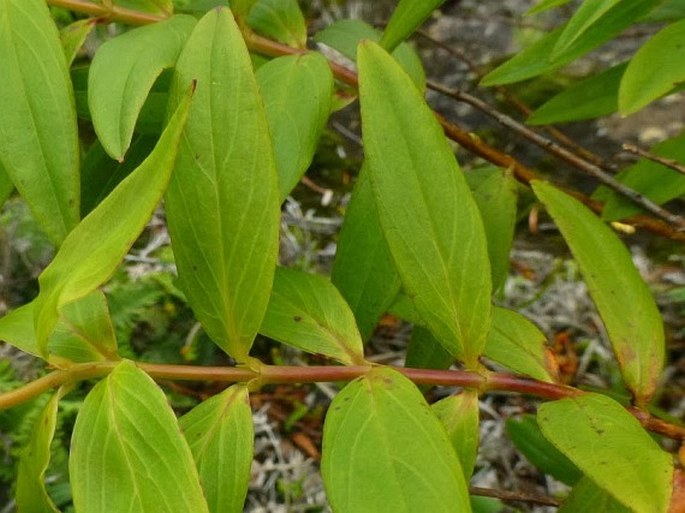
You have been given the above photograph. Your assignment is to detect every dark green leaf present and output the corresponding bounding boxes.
[380,0,446,51]
[80,136,156,217]
[260,267,365,365]
[180,385,253,513]
[88,14,196,160]
[465,167,517,292]
[619,18,685,114]
[599,132,685,221]
[33,88,192,357]
[506,414,582,486]
[538,393,672,513]
[533,181,664,404]
[256,53,333,201]
[484,307,557,382]
[321,367,471,512]
[247,0,306,48]
[432,390,479,480]
[0,0,80,244]
[331,170,401,342]
[359,41,491,365]
[166,7,280,362]
[527,63,626,125]
[70,361,209,512]
[405,325,453,370]
[482,0,658,85]
[15,387,68,513]
[313,19,426,90]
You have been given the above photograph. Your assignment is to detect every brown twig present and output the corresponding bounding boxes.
[429,81,685,230]
[623,143,685,176]
[469,486,561,507]
[44,1,685,242]
[414,29,612,170]
[47,0,166,24]
[2,361,685,442]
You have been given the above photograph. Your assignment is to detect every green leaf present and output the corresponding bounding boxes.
[0,163,13,208]
[380,0,446,52]
[60,18,95,67]
[405,325,453,371]
[482,0,658,86]
[260,267,365,365]
[526,0,572,15]
[484,307,557,382]
[331,169,401,342]
[247,0,307,48]
[358,41,491,365]
[165,7,280,362]
[48,290,118,364]
[506,414,582,486]
[88,14,196,160]
[256,53,333,201]
[70,360,209,513]
[0,0,80,245]
[599,131,685,221]
[533,181,664,404]
[537,393,673,513]
[33,87,192,357]
[15,387,68,513]
[552,0,621,59]
[180,384,253,513]
[559,476,633,513]
[313,19,426,90]
[432,390,480,480]
[620,18,685,114]
[321,367,471,513]
[527,63,626,125]
[465,167,517,292]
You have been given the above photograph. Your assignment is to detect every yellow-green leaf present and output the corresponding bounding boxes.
[15,387,68,513]
[256,53,333,201]
[380,0,446,52]
[70,361,209,512]
[533,181,664,404]
[321,367,471,513]
[538,393,673,513]
[484,307,557,382]
[48,290,118,364]
[60,18,95,67]
[358,41,491,365]
[432,390,480,480]
[260,267,365,365]
[33,88,192,357]
[247,0,306,48]
[0,0,80,244]
[166,7,280,362]
[89,14,196,160]
[180,385,253,513]
[619,18,685,114]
